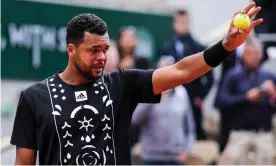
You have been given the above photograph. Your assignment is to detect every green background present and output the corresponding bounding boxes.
[1,0,174,80]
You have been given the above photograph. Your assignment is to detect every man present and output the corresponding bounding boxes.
[217,36,276,164]
[161,9,214,140]
[10,3,262,165]
[214,32,257,152]
[132,56,195,165]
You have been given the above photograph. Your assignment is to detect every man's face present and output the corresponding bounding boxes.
[68,32,110,80]
[119,29,137,53]
[242,45,262,70]
[173,14,189,36]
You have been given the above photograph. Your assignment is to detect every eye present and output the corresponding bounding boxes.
[103,48,109,54]
[92,49,100,54]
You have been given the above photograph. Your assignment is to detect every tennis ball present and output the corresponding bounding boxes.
[233,13,250,29]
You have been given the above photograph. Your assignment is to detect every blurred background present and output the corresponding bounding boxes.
[1,0,276,165]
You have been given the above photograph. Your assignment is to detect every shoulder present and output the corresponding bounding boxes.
[102,69,140,83]
[23,75,59,99]
[259,68,275,78]
[259,69,276,83]
[103,69,130,81]
[103,69,155,85]
[24,80,47,96]
[19,80,48,106]
[105,69,154,77]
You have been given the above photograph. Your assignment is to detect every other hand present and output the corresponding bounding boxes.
[246,88,263,102]
[176,152,187,163]
[261,80,276,98]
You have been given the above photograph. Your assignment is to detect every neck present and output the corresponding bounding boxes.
[178,32,190,39]
[122,53,133,58]
[59,63,90,85]
[245,66,258,73]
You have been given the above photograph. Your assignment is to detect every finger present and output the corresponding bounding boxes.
[243,2,256,14]
[248,6,261,18]
[240,10,246,14]
[248,18,263,30]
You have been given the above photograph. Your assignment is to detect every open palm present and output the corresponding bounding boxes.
[222,2,263,51]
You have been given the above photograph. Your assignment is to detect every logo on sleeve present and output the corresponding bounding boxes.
[75,91,88,102]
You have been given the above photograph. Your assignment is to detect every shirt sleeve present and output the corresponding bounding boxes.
[121,69,161,104]
[10,91,37,150]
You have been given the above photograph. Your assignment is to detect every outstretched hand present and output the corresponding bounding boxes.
[222,2,263,51]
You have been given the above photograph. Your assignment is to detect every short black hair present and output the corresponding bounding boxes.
[175,9,188,16]
[173,9,189,22]
[66,13,108,45]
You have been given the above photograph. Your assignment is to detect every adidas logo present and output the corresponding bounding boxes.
[77,93,85,99]
[75,91,88,102]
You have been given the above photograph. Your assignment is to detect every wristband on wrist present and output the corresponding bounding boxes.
[203,40,233,67]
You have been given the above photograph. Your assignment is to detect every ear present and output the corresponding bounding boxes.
[67,44,76,58]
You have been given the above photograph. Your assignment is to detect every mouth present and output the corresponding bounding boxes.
[92,64,104,69]
[91,65,104,74]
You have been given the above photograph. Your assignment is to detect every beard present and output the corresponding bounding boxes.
[74,61,103,83]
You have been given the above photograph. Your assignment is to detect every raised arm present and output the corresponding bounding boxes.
[152,2,263,95]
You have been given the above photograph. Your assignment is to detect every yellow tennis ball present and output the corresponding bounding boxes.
[233,13,250,29]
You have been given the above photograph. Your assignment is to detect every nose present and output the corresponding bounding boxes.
[96,52,106,62]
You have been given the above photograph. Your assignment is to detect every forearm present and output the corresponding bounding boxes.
[153,52,212,94]
[15,159,36,165]
[218,93,248,108]
[15,147,36,165]
[153,41,231,95]
[176,52,212,84]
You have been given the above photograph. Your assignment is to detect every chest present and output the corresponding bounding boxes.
[236,73,267,93]
[36,81,114,126]
[35,79,118,165]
